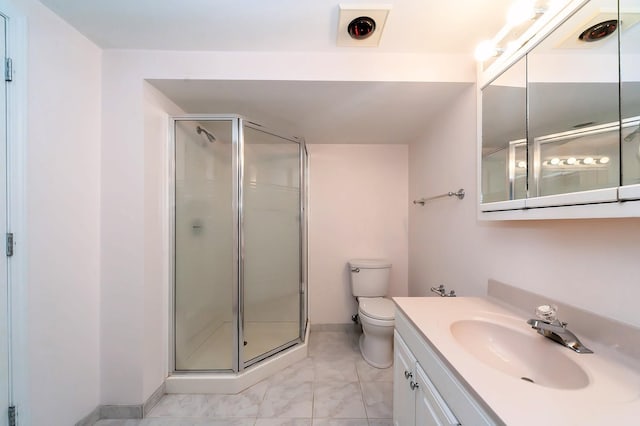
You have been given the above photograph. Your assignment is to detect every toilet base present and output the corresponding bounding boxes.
[359,333,393,369]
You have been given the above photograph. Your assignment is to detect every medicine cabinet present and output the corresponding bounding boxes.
[479,0,640,219]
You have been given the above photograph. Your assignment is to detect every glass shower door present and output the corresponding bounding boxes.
[241,124,302,365]
[174,118,235,371]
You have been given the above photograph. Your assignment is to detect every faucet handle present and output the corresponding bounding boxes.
[535,304,558,322]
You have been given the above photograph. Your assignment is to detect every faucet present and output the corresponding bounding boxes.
[526,305,593,354]
[430,284,456,297]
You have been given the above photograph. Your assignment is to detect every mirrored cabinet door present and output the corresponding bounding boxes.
[620,0,640,188]
[481,57,527,203]
[527,0,620,198]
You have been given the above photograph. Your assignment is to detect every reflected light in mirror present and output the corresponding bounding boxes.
[583,157,594,165]
[507,0,537,27]
[599,156,610,164]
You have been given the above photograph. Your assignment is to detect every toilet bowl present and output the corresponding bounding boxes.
[349,259,395,368]
[358,296,395,368]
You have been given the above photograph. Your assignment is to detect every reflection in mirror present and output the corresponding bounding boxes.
[534,123,619,196]
[481,57,527,203]
[621,0,640,186]
[528,0,619,197]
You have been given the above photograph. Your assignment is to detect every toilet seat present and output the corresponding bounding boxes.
[358,297,395,321]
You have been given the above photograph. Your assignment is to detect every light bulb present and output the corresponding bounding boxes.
[550,157,560,165]
[599,156,610,164]
[566,157,576,165]
[517,161,527,168]
[507,0,536,27]
[583,157,594,165]
[474,40,499,61]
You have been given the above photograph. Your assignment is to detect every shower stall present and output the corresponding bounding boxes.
[170,115,307,376]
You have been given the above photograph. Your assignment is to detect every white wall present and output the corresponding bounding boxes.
[100,48,471,403]
[308,144,409,324]
[409,85,640,328]
[11,0,102,424]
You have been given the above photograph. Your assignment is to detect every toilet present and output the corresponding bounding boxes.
[349,259,395,368]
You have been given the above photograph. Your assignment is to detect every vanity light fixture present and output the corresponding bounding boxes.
[543,156,611,168]
[506,0,537,27]
[475,0,567,62]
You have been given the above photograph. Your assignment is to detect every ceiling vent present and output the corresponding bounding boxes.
[337,4,391,47]
[556,10,640,49]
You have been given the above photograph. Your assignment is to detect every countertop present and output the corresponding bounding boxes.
[393,297,640,425]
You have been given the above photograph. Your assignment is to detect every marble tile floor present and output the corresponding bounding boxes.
[95,330,393,426]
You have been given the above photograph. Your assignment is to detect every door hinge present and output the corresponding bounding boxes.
[6,233,14,257]
[5,57,12,82]
[8,405,16,426]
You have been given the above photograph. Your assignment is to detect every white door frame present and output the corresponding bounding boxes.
[0,2,28,424]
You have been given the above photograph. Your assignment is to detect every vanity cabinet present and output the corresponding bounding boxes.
[394,331,459,425]
[393,312,497,425]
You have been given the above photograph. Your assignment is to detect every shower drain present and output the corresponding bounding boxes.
[521,377,535,384]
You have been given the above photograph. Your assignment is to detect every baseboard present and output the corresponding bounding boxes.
[74,382,165,425]
[74,406,100,426]
[311,323,360,332]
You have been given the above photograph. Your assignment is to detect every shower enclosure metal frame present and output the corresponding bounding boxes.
[168,114,308,374]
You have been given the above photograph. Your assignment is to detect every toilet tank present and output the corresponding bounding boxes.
[349,259,392,297]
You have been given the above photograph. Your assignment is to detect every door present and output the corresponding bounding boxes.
[414,364,460,426]
[241,123,301,366]
[0,13,10,425]
[393,332,416,426]
[173,118,236,371]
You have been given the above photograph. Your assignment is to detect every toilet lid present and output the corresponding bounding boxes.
[359,297,395,321]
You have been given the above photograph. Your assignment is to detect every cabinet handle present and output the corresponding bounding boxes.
[404,370,412,379]
[410,380,419,390]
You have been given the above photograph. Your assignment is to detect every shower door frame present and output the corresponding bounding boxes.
[169,114,307,375]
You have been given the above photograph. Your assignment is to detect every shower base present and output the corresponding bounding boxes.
[187,321,300,370]
[166,322,308,394]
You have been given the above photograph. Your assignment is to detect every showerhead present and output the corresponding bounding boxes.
[196,126,216,143]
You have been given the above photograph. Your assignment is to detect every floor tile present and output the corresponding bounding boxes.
[106,330,395,425]
[140,419,255,425]
[367,419,393,426]
[355,359,393,382]
[311,419,368,426]
[258,381,313,418]
[147,394,210,417]
[361,381,393,419]
[314,358,358,382]
[269,357,315,385]
[255,419,313,426]
[313,382,367,419]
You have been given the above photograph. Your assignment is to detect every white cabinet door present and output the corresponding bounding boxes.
[393,331,416,426]
[415,363,460,426]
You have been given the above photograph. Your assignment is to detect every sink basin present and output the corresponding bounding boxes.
[450,319,590,390]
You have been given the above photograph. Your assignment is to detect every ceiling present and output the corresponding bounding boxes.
[150,80,470,144]
[38,0,516,144]
[38,0,512,53]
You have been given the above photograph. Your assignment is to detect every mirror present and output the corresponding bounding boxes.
[527,0,620,197]
[621,0,640,186]
[481,57,527,203]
